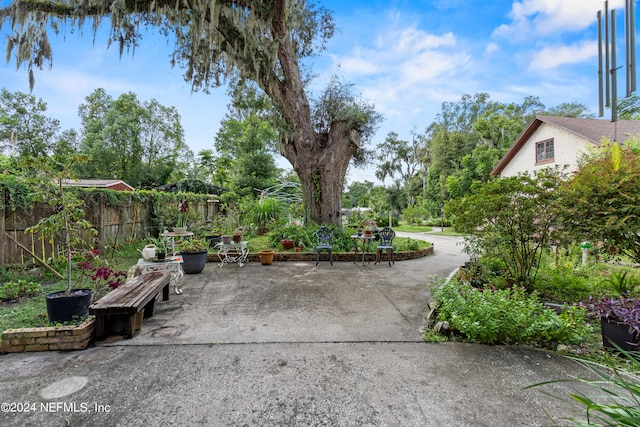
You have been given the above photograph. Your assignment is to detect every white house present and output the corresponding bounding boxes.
[491,115,640,177]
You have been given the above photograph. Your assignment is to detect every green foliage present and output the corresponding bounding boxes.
[75,249,127,302]
[0,88,60,158]
[25,155,97,294]
[392,238,422,251]
[76,89,190,188]
[559,143,640,263]
[178,237,209,253]
[533,261,594,304]
[268,224,317,250]
[527,350,640,426]
[433,281,593,346]
[245,196,285,234]
[0,279,40,302]
[152,191,209,231]
[375,216,399,227]
[0,296,49,331]
[447,168,567,288]
[0,172,34,211]
[311,75,383,166]
[402,204,428,225]
[601,270,640,297]
[343,181,376,209]
[375,131,425,207]
[214,83,280,196]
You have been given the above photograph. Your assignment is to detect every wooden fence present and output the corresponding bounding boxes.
[0,195,218,267]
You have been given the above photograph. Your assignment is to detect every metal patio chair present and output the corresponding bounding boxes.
[375,227,395,266]
[315,226,333,266]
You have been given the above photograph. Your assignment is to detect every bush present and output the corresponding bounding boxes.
[393,238,421,251]
[375,216,398,227]
[0,280,41,302]
[533,262,594,304]
[245,196,285,234]
[433,281,592,346]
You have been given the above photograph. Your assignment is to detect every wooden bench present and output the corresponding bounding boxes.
[89,271,171,339]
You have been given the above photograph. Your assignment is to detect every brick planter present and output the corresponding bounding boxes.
[239,245,434,263]
[0,317,95,353]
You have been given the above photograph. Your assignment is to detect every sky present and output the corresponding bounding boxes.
[0,0,633,184]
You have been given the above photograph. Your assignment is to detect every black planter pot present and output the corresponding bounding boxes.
[600,317,640,352]
[206,234,222,248]
[45,288,92,323]
[181,250,208,274]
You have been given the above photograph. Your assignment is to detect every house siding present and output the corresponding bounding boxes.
[499,124,593,177]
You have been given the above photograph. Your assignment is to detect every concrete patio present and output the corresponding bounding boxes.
[0,232,596,426]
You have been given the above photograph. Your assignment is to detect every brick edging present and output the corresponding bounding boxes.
[0,317,95,353]
[208,244,435,263]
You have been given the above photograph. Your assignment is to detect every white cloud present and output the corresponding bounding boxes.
[495,0,625,39]
[330,25,472,121]
[485,42,499,55]
[528,40,597,71]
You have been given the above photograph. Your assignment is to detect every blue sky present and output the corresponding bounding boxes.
[0,0,632,183]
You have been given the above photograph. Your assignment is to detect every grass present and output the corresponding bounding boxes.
[394,223,433,233]
[0,295,49,332]
[394,223,463,236]
[0,241,141,333]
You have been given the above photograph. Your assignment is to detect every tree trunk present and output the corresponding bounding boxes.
[261,12,361,226]
[280,121,360,226]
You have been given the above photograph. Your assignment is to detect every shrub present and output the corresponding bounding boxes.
[433,281,592,346]
[601,270,640,297]
[0,280,41,302]
[246,196,285,234]
[76,249,127,301]
[393,238,421,251]
[533,262,594,304]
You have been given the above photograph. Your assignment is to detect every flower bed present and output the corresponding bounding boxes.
[0,318,94,353]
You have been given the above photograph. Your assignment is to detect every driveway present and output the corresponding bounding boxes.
[0,231,595,426]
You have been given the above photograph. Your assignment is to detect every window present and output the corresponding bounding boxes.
[536,139,554,163]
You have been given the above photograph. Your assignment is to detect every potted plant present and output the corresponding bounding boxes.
[232,228,243,243]
[582,295,640,351]
[178,237,208,274]
[218,209,238,244]
[26,156,97,323]
[76,249,127,301]
[148,236,167,260]
[258,249,276,265]
[280,238,295,250]
[174,200,189,233]
[202,217,224,248]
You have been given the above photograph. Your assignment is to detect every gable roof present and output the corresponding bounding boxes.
[62,179,135,191]
[490,115,640,176]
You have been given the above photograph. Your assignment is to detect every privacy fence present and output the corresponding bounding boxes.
[0,188,219,267]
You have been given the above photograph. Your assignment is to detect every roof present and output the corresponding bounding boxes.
[61,179,135,191]
[491,116,640,176]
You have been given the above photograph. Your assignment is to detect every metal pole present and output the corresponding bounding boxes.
[612,9,618,122]
[599,10,605,116]
[631,0,637,92]
[606,1,611,107]
[626,0,631,96]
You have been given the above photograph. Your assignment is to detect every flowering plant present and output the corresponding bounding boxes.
[177,200,189,228]
[581,296,640,335]
[76,249,127,301]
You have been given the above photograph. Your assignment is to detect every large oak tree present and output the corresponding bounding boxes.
[1,0,377,225]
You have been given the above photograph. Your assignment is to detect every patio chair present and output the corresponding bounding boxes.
[315,226,333,266]
[375,227,395,266]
